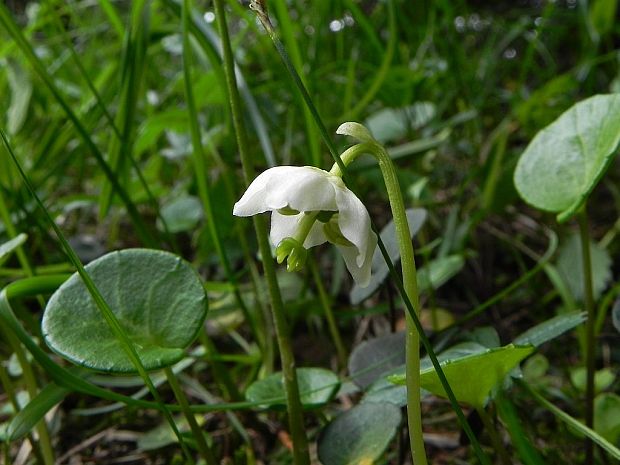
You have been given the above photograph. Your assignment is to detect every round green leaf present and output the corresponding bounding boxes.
[594,393,620,444]
[514,94,620,222]
[348,332,405,389]
[318,402,401,465]
[245,368,340,410]
[570,367,616,393]
[42,249,207,373]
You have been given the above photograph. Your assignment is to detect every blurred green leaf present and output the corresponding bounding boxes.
[570,367,615,393]
[364,102,436,143]
[348,332,405,389]
[514,94,620,222]
[0,233,27,267]
[594,393,620,444]
[350,208,426,304]
[589,0,618,37]
[6,60,32,135]
[317,402,401,465]
[245,368,340,410]
[514,311,587,347]
[556,233,612,302]
[417,254,465,293]
[158,195,203,233]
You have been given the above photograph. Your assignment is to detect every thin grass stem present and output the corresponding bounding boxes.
[578,207,596,464]
[213,1,310,463]
[309,258,347,369]
[164,367,217,465]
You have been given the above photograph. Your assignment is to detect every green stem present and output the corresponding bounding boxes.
[578,207,596,464]
[164,367,217,465]
[331,141,427,465]
[0,322,55,465]
[250,4,488,462]
[181,0,262,357]
[309,259,347,369]
[198,330,241,400]
[213,1,310,463]
[477,407,511,465]
[271,0,321,166]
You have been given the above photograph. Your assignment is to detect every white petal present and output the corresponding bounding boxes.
[333,184,373,267]
[337,231,377,287]
[270,212,327,248]
[233,166,339,217]
[265,167,338,212]
[233,166,296,216]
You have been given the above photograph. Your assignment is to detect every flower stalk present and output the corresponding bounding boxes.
[334,123,427,465]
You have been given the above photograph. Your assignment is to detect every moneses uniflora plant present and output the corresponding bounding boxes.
[234,121,429,465]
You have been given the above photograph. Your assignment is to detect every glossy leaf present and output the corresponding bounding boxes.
[362,375,407,407]
[245,368,340,410]
[317,402,401,465]
[514,94,620,222]
[390,344,535,408]
[42,249,207,373]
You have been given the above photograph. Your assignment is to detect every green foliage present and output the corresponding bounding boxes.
[1,0,620,463]
[390,344,534,408]
[317,402,402,465]
[245,368,340,410]
[514,94,620,222]
[556,233,612,302]
[42,249,207,373]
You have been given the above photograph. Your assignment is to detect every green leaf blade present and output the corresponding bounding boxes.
[42,249,207,373]
[514,94,620,222]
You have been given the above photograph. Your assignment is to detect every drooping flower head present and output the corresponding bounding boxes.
[233,166,377,287]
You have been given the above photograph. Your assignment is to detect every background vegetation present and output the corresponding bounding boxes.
[1,0,619,463]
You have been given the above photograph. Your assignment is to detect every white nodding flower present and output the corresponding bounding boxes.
[233,166,377,287]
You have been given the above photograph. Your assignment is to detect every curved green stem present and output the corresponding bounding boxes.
[578,207,596,464]
[214,1,310,463]
[331,141,427,465]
